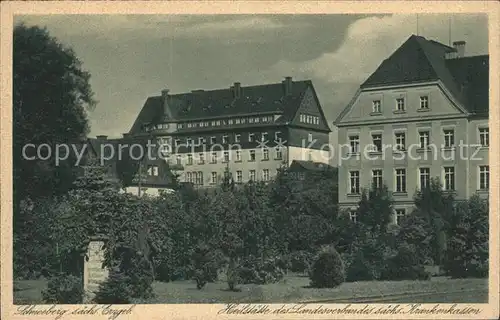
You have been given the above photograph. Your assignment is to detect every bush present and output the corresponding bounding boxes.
[96,249,155,303]
[191,244,224,289]
[309,246,345,288]
[42,273,83,304]
[444,196,488,279]
[346,250,378,282]
[289,251,314,273]
[380,244,430,281]
[94,269,132,304]
[238,255,286,285]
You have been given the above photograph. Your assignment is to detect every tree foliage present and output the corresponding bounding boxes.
[13,24,96,202]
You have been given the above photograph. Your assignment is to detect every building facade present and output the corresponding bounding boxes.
[335,35,489,223]
[127,77,331,187]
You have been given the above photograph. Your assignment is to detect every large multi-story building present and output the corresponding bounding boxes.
[127,77,331,187]
[335,35,489,223]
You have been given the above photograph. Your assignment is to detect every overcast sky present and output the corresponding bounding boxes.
[16,14,488,138]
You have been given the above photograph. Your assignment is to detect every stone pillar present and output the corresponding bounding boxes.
[83,236,109,303]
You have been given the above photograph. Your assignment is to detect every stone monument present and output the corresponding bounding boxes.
[83,236,109,302]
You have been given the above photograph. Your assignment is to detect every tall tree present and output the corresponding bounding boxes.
[413,178,455,265]
[13,24,96,204]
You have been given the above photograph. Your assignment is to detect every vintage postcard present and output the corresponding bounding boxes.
[1,1,499,319]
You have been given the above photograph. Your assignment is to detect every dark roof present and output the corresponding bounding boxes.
[129,80,314,134]
[289,160,336,172]
[361,35,489,115]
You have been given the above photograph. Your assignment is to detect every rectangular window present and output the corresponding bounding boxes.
[235,150,241,162]
[349,210,357,223]
[198,137,206,145]
[176,155,181,165]
[300,114,305,122]
[349,171,360,194]
[186,172,192,183]
[235,134,241,143]
[235,119,240,124]
[211,121,216,126]
[197,172,204,185]
[308,133,313,143]
[275,131,281,141]
[262,132,268,142]
[210,152,217,164]
[248,133,255,142]
[262,169,270,181]
[262,148,269,160]
[223,151,229,163]
[443,129,455,148]
[187,154,193,165]
[228,119,233,125]
[198,153,205,164]
[249,118,254,124]
[395,132,406,150]
[210,136,216,144]
[186,138,193,146]
[396,209,406,225]
[395,168,406,193]
[254,117,260,123]
[479,165,489,190]
[222,135,228,144]
[175,139,181,146]
[211,172,217,184]
[249,150,256,161]
[371,134,382,152]
[372,100,381,113]
[349,135,360,154]
[419,131,430,149]
[275,147,283,160]
[443,167,455,191]
[419,168,430,190]
[372,169,383,189]
[479,128,489,147]
[236,171,242,183]
[216,120,221,126]
[396,98,405,111]
[249,170,256,181]
[420,96,429,109]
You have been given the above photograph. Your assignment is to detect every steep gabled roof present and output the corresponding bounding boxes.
[360,35,489,115]
[129,80,315,134]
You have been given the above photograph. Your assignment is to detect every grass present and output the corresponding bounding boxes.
[13,274,488,304]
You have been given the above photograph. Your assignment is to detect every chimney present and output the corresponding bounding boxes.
[96,135,108,140]
[161,88,172,119]
[283,76,293,96]
[233,82,241,99]
[453,41,466,58]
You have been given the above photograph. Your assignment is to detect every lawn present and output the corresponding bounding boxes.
[13,274,488,304]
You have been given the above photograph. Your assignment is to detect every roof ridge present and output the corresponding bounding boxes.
[167,79,312,96]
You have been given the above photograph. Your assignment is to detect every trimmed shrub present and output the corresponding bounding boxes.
[380,244,430,281]
[42,273,83,304]
[309,246,345,288]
